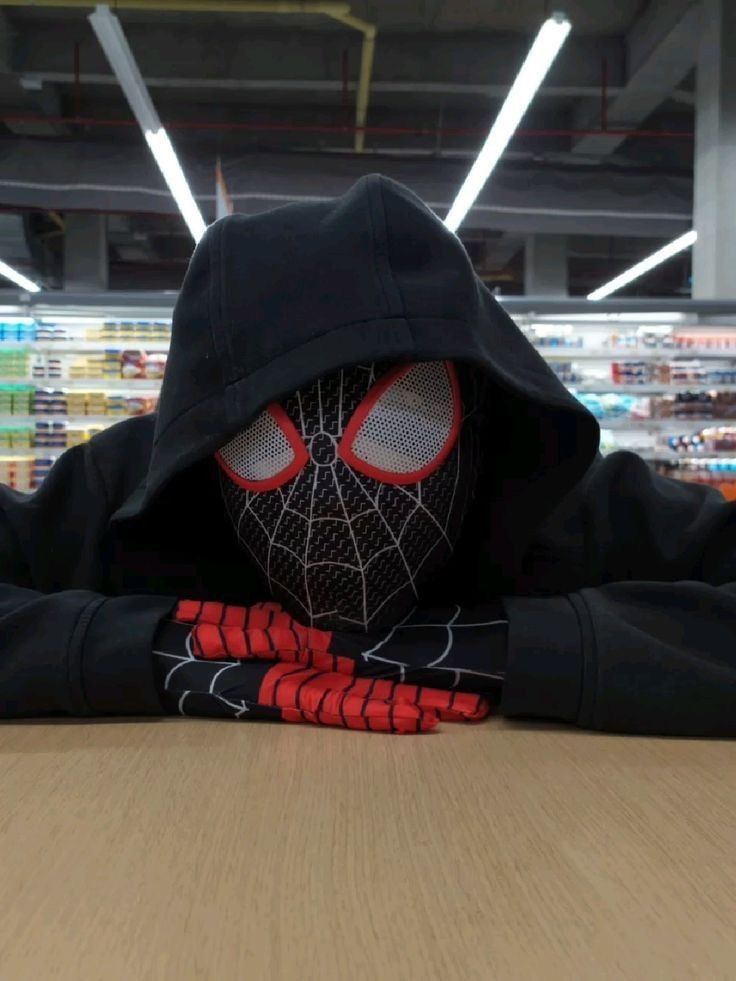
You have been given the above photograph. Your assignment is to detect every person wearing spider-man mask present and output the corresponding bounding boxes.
[3,175,736,736]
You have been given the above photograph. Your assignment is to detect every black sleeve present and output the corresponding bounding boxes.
[0,444,175,719]
[501,452,736,736]
[0,584,174,718]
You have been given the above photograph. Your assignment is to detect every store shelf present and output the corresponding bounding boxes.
[0,450,61,460]
[0,341,170,352]
[601,445,736,460]
[536,347,736,359]
[0,378,162,391]
[0,415,127,426]
[31,342,169,353]
[643,451,736,461]
[570,383,736,395]
[599,417,736,430]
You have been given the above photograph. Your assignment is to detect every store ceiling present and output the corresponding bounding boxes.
[9,1,646,33]
[0,0,697,294]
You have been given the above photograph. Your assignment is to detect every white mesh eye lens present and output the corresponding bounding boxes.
[338,362,460,484]
[216,404,308,491]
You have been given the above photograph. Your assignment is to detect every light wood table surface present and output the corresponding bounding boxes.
[1,716,735,980]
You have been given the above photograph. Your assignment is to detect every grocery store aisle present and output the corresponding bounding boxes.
[1,718,735,979]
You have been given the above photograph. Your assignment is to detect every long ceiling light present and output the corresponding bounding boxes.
[587,230,697,301]
[88,5,206,243]
[443,12,571,233]
[0,260,41,293]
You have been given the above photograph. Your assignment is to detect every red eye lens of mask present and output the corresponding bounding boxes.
[337,361,461,485]
[216,403,309,492]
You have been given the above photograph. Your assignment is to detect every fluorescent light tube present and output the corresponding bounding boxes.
[89,5,206,242]
[0,260,41,293]
[444,12,571,233]
[145,128,207,242]
[587,230,697,301]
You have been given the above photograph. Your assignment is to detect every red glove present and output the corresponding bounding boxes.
[153,600,492,734]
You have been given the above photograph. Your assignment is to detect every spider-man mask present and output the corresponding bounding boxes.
[216,361,484,632]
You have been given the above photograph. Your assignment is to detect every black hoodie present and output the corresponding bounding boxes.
[2,175,736,736]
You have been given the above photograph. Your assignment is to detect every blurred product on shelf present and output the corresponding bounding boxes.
[86,320,171,343]
[550,361,585,384]
[121,349,146,378]
[23,348,168,382]
[607,329,676,350]
[0,320,34,343]
[667,426,736,454]
[655,459,736,501]
[611,360,652,385]
[32,388,159,418]
[0,425,33,449]
[0,456,33,491]
[0,348,31,378]
[652,391,736,419]
[34,420,106,450]
[666,433,706,454]
[673,332,736,350]
[33,319,171,344]
[144,353,167,378]
[32,388,68,415]
[120,350,167,379]
[604,330,736,352]
[30,457,56,490]
[522,326,583,348]
[573,391,650,420]
[0,384,34,416]
[31,354,61,380]
[667,360,736,385]
[575,390,736,424]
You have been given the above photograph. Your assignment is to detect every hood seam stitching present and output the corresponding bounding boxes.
[209,221,232,390]
[375,177,408,319]
[365,181,392,318]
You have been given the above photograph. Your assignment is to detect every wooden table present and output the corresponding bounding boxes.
[1,717,735,980]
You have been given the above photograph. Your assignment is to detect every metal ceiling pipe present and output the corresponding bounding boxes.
[2,0,377,153]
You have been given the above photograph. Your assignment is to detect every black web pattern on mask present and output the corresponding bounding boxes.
[220,363,483,632]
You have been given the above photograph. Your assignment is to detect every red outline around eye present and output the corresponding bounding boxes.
[215,403,309,492]
[337,361,461,485]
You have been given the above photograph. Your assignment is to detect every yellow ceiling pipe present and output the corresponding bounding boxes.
[329,10,376,153]
[6,0,377,152]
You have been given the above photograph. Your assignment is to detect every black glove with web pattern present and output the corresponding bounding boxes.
[155,599,508,715]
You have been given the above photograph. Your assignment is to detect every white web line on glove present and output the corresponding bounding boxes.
[427,604,461,667]
[357,607,508,687]
[357,607,416,681]
[179,692,251,718]
[156,631,254,718]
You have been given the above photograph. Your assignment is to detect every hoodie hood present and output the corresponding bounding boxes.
[114,174,599,588]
